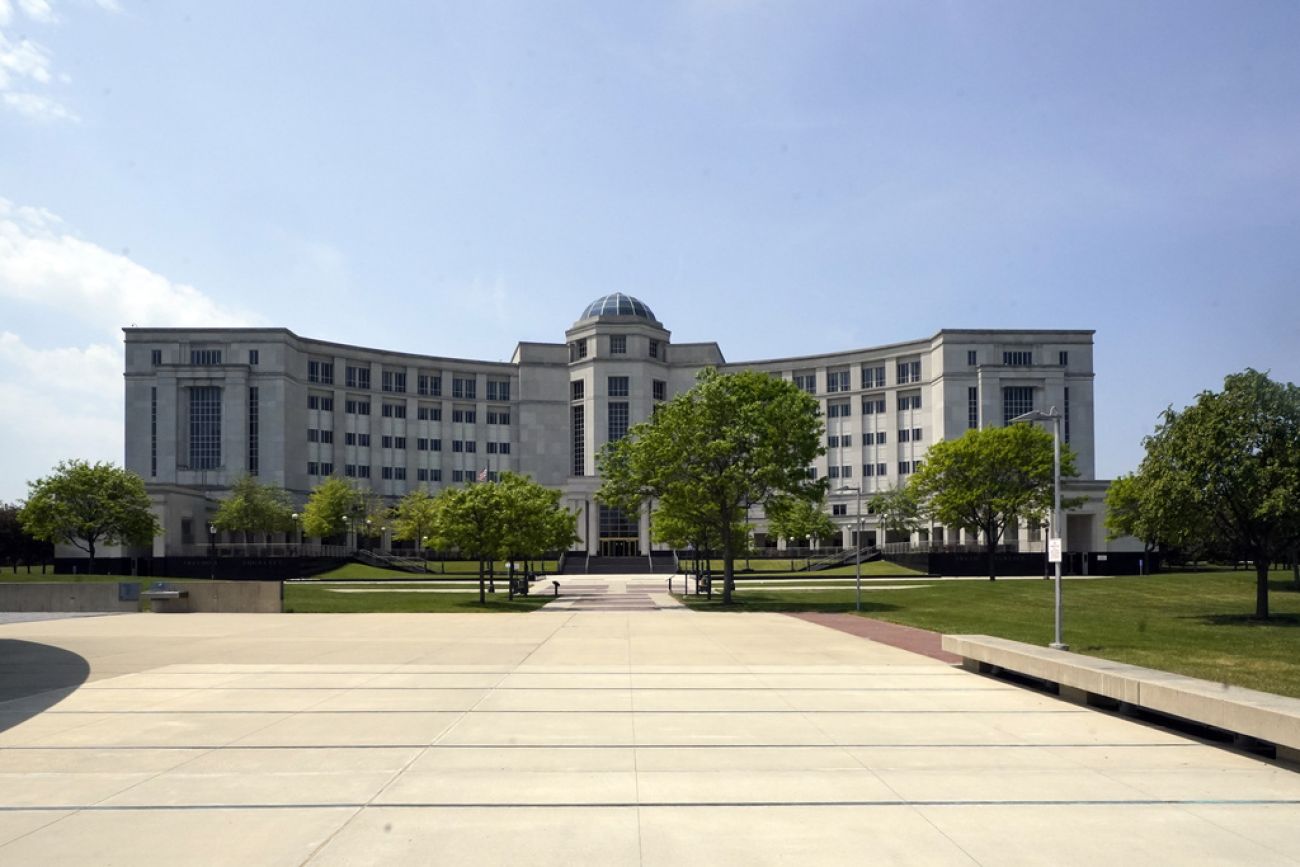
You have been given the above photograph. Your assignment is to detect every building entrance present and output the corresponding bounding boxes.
[598,504,640,557]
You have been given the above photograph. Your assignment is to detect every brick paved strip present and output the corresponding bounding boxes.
[786,613,962,663]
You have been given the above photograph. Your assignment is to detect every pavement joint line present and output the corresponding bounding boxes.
[2,798,1300,813]
[33,708,1090,715]
[0,742,1205,751]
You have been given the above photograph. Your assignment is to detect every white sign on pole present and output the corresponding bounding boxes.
[1048,538,1062,563]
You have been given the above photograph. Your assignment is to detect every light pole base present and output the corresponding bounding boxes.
[1049,642,1070,651]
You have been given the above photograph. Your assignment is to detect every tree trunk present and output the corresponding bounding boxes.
[1255,558,1270,620]
[721,522,734,604]
[88,538,96,578]
[986,530,996,581]
[478,559,486,604]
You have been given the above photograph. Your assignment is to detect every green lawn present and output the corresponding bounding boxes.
[700,559,925,578]
[284,583,551,613]
[682,569,1300,698]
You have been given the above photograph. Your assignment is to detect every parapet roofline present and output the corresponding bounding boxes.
[727,328,1094,369]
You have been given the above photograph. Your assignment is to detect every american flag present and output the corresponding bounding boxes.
[476,468,489,483]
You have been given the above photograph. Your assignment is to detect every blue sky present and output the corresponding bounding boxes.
[2,1,1298,502]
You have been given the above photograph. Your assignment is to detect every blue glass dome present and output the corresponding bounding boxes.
[579,293,657,322]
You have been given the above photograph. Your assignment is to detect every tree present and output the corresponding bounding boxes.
[211,476,296,542]
[869,484,923,544]
[301,477,364,541]
[0,502,53,570]
[19,460,160,574]
[765,495,836,570]
[429,482,508,603]
[1126,369,1300,619]
[391,489,441,570]
[597,369,824,603]
[1104,472,1208,560]
[497,473,579,593]
[909,425,1078,581]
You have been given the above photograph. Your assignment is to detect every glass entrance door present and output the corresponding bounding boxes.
[598,505,640,557]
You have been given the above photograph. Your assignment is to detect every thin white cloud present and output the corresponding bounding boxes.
[92,0,120,13]
[0,197,259,335]
[0,0,118,122]
[0,1,12,27]
[3,90,75,120]
[0,32,53,88]
[0,199,258,500]
[15,0,55,24]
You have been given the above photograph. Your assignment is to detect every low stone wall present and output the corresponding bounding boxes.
[148,581,282,613]
[0,583,138,613]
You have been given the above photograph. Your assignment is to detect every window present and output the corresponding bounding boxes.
[863,464,874,477]
[877,431,887,445]
[862,396,886,415]
[608,401,629,442]
[150,387,158,477]
[308,359,333,384]
[417,468,442,482]
[418,373,441,396]
[862,365,886,389]
[609,335,626,354]
[452,440,463,453]
[608,376,629,397]
[1003,350,1033,366]
[452,470,465,483]
[417,405,441,421]
[452,408,476,423]
[569,339,588,361]
[381,466,406,481]
[898,393,922,411]
[346,399,371,415]
[487,409,511,425]
[827,370,851,393]
[898,429,910,443]
[308,393,334,411]
[1059,351,1069,367]
[806,467,817,480]
[911,428,921,442]
[899,461,912,475]
[1003,386,1034,425]
[967,350,977,366]
[381,402,406,419]
[571,380,585,401]
[452,377,476,399]
[968,386,979,430]
[793,373,816,394]
[572,405,585,476]
[464,440,476,453]
[150,349,162,366]
[244,387,258,476]
[841,465,852,478]
[832,504,847,516]
[841,434,852,447]
[498,442,511,455]
[487,441,497,454]
[381,435,392,448]
[308,428,334,444]
[486,379,511,401]
[828,435,839,448]
[827,400,851,418]
[381,370,407,393]
[863,432,874,446]
[189,386,222,469]
[653,380,666,402]
[357,433,371,447]
[345,432,355,445]
[829,465,841,479]
[897,359,921,384]
[877,463,888,477]
[191,348,223,366]
[308,461,333,476]
[346,365,370,389]
[1064,387,1071,444]
[649,339,659,359]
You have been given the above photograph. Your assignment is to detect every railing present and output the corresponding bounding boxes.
[878,541,1027,556]
[176,543,352,559]
[802,544,881,571]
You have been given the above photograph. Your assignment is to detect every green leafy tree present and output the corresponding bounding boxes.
[391,489,441,570]
[765,495,836,570]
[429,482,509,602]
[1125,369,1300,619]
[1104,472,1207,559]
[497,473,579,590]
[869,484,923,544]
[211,476,296,542]
[301,477,364,541]
[597,369,823,603]
[19,460,160,574]
[1,501,53,570]
[909,425,1078,581]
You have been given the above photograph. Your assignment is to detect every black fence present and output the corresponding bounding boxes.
[890,550,1161,577]
[54,556,349,580]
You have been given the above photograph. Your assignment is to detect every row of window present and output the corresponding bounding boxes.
[810,462,920,480]
[311,362,510,400]
[827,429,922,448]
[568,337,665,361]
[569,379,667,402]
[153,348,264,366]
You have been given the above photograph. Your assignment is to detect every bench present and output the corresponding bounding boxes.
[942,634,1300,764]
[143,584,190,613]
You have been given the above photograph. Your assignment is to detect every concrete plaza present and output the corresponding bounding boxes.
[1,605,1299,865]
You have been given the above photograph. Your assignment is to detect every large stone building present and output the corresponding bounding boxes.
[124,293,1111,558]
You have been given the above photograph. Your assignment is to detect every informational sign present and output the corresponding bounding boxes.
[1048,538,1063,563]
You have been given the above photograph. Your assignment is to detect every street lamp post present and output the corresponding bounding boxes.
[207,523,217,579]
[1011,407,1067,651]
[290,512,300,555]
[837,485,863,612]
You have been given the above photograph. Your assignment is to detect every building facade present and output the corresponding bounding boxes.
[123,293,1108,557]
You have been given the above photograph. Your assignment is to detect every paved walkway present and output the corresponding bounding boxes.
[544,574,685,611]
[1,612,1298,865]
